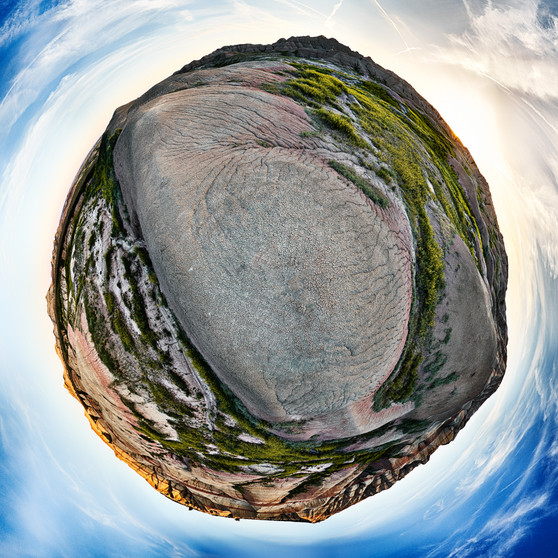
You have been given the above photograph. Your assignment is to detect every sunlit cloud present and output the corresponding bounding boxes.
[436,2,558,99]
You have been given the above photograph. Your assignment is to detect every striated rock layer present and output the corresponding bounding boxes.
[48,36,507,521]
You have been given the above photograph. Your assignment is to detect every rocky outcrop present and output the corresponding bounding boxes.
[114,75,413,432]
[48,36,507,521]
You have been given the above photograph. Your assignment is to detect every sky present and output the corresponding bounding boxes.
[1,0,558,556]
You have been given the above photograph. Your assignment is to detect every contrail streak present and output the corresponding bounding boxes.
[325,0,344,24]
[461,0,474,21]
[273,0,325,18]
[370,0,410,51]
[521,97,558,138]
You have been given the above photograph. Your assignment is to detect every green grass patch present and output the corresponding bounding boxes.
[103,290,135,353]
[147,379,194,418]
[121,253,159,347]
[374,165,394,183]
[83,292,125,380]
[261,82,281,95]
[300,130,320,138]
[422,350,448,378]
[427,372,458,389]
[358,80,401,110]
[314,107,367,147]
[406,108,455,161]
[328,160,389,208]
[398,418,430,434]
[288,62,334,75]
[91,129,124,237]
[374,344,423,409]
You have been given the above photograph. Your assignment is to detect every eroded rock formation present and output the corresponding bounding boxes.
[48,36,507,521]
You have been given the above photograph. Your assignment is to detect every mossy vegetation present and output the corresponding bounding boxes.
[427,371,458,389]
[374,344,423,409]
[398,418,430,434]
[282,66,344,108]
[314,108,368,147]
[328,159,389,208]
[422,350,448,378]
[358,79,401,110]
[91,129,124,237]
[83,291,123,378]
[103,290,135,353]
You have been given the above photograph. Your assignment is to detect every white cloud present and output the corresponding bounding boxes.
[0,0,44,49]
[468,492,552,557]
[436,2,558,99]
[369,0,412,51]
[0,0,193,143]
[485,493,549,533]
[271,0,326,19]
[455,436,517,497]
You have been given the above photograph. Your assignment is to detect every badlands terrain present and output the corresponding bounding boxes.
[48,36,507,521]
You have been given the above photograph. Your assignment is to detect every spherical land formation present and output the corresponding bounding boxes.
[48,36,508,522]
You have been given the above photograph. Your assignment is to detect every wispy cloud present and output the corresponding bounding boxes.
[273,0,325,18]
[0,0,44,50]
[445,492,554,558]
[369,0,412,51]
[0,0,192,145]
[485,493,550,534]
[455,439,516,497]
[325,0,344,25]
[436,2,558,100]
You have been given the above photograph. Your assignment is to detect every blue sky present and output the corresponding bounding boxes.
[2,1,558,556]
